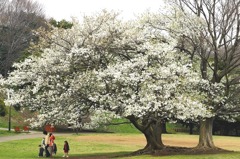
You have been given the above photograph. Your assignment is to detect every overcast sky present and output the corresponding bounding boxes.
[36,0,164,21]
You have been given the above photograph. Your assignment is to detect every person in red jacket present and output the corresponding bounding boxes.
[49,133,55,156]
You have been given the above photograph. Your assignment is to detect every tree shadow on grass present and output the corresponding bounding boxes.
[62,151,132,159]
[130,146,234,157]
[54,147,236,159]
[152,146,233,156]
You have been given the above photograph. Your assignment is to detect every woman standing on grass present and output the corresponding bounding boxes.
[43,130,50,157]
[63,140,70,158]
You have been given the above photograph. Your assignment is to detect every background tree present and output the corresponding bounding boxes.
[0,0,7,12]
[49,18,73,29]
[213,117,240,136]
[0,98,6,116]
[0,85,6,117]
[0,0,46,76]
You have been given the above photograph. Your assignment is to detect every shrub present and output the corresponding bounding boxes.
[0,98,6,116]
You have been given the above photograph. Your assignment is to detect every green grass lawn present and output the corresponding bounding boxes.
[1,133,240,159]
[0,129,17,136]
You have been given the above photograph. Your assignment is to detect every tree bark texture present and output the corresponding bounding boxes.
[142,121,165,151]
[197,118,215,149]
[128,116,165,153]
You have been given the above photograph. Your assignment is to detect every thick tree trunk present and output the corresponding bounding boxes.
[142,121,165,151]
[128,116,165,153]
[197,118,215,149]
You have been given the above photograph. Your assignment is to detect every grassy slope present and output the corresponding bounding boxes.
[0,108,35,128]
[96,118,141,133]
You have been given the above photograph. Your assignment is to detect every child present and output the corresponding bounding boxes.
[38,145,44,157]
[63,140,70,158]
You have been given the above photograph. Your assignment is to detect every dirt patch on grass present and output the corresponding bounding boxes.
[77,134,146,146]
[73,133,237,158]
[66,157,109,159]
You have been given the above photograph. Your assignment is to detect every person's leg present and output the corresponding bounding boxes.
[39,148,44,157]
[45,145,50,157]
[48,146,52,157]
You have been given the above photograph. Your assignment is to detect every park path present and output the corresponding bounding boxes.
[0,128,72,143]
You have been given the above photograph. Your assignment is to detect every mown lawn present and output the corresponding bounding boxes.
[0,133,240,159]
[0,129,17,136]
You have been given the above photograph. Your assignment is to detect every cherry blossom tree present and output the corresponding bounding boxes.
[1,10,221,152]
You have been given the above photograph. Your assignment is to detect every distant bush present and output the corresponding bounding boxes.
[0,98,6,116]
